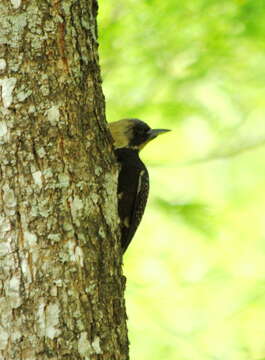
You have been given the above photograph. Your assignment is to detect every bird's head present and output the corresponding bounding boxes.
[108,118,170,151]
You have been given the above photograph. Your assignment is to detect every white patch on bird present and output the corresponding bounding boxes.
[137,170,145,195]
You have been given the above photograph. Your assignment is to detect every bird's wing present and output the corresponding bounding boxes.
[122,168,149,253]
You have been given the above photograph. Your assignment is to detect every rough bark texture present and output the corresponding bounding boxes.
[0,1,129,359]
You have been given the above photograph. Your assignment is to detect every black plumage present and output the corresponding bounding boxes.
[109,119,170,254]
[115,148,149,252]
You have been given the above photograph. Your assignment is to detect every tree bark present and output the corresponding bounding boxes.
[0,1,128,359]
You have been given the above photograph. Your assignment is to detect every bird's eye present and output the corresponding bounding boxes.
[136,127,148,137]
[137,128,145,135]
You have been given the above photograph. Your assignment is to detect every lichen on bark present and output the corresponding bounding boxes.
[0,0,129,359]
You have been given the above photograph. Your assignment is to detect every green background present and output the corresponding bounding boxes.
[98,1,265,359]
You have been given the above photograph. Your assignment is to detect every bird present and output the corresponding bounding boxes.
[108,118,170,254]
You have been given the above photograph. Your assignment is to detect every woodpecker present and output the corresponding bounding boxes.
[109,118,170,254]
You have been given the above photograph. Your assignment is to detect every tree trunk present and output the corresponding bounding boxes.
[0,1,129,359]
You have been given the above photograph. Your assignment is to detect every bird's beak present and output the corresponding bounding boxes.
[147,128,171,140]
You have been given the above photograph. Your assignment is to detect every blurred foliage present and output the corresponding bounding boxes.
[98,1,265,359]
[155,198,214,237]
